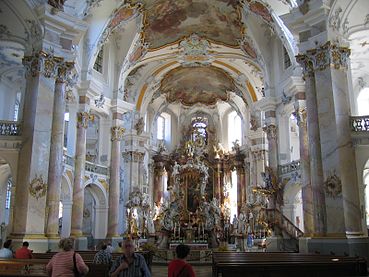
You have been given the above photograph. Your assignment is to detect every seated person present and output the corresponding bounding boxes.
[15,241,33,259]
[93,243,112,265]
[168,244,195,277]
[0,239,13,258]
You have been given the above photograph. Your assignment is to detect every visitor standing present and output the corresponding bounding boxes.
[46,237,89,277]
[168,244,195,277]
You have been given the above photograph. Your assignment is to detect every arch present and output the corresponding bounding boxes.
[83,182,109,240]
[282,178,303,229]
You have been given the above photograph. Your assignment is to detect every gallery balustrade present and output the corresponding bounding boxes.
[0,120,21,136]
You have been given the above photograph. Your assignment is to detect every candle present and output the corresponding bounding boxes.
[202,223,205,239]
[178,226,181,238]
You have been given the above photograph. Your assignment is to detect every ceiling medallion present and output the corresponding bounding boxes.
[178,33,214,67]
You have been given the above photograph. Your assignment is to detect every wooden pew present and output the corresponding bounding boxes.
[212,252,368,277]
[0,258,48,276]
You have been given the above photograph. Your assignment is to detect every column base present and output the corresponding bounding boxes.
[73,236,88,250]
[109,236,124,249]
[300,237,369,261]
[9,234,49,253]
[265,236,283,252]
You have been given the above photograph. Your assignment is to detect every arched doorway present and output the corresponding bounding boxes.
[0,157,13,245]
[82,181,108,248]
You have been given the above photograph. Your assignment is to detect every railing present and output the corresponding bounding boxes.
[63,154,74,167]
[264,208,304,239]
[0,120,21,136]
[351,115,369,132]
[85,161,109,176]
[278,160,300,175]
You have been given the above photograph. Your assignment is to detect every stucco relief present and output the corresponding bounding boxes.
[323,172,342,198]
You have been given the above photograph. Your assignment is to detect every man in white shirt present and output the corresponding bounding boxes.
[0,239,13,258]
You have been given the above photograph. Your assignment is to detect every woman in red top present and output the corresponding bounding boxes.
[168,244,196,277]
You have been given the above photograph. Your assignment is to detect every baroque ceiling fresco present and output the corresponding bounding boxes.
[128,0,243,49]
[159,66,236,106]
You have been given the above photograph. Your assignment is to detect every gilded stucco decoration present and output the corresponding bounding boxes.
[178,33,213,67]
[29,174,47,200]
[323,172,342,198]
[159,66,235,106]
[128,0,243,49]
[111,126,125,141]
[77,112,94,129]
[296,42,351,75]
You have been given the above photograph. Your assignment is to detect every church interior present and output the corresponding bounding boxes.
[1,0,369,273]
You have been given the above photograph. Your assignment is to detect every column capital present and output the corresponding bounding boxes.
[293,100,307,127]
[263,124,277,140]
[23,51,66,79]
[296,41,351,75]
[77,111,94,128]
[56,61,74,84]
[111,126,125,141]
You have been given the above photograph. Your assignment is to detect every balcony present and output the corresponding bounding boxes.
[63,154,109,177]
[0,121,21,136]
[350,115,369,145]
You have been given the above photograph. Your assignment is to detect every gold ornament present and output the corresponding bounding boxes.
[29,174,47,200]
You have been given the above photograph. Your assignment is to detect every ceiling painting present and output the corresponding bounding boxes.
[244,1,273,23]
[159,66,236,106]
[128,0,244,50]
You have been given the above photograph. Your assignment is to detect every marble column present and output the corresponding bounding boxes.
[11,51,56,239]
[294,97,314,236]
[46,61,74,238]
[236,159,246,214]
[296,54,327,235]
[70,110,93,237]
[310,43,362,236]
[263,121,278,172]
[107,126,125,238]
[214,160,222,200]
[153,161,165,204]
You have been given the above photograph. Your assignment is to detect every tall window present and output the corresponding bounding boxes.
[5,179,12,210]
[93,46,104,73]
[228,111,242,149]
[157,115,165,140]
[283,46,291,69]
[64,112,69,148]
[358,87,369,115]
[157,112,171,142]
[13,92,21,121]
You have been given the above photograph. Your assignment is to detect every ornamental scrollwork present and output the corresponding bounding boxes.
[111,126,125,141]
[77,112,94,128]
[323,172,342,198]
[29,174,47,200]
[296,42,351,75]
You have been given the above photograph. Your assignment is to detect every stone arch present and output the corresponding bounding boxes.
[282,178,303,230]
[0,156,14,244]
[83,180,108,240]
[59,173,73,237]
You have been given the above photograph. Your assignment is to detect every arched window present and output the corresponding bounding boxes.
[228,111,242,149]
[230,170,238,219]
[157,115,165,140]
[191,117,208,144]
[358,87,369,116]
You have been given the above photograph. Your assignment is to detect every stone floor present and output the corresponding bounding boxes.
[152,264,212,277]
